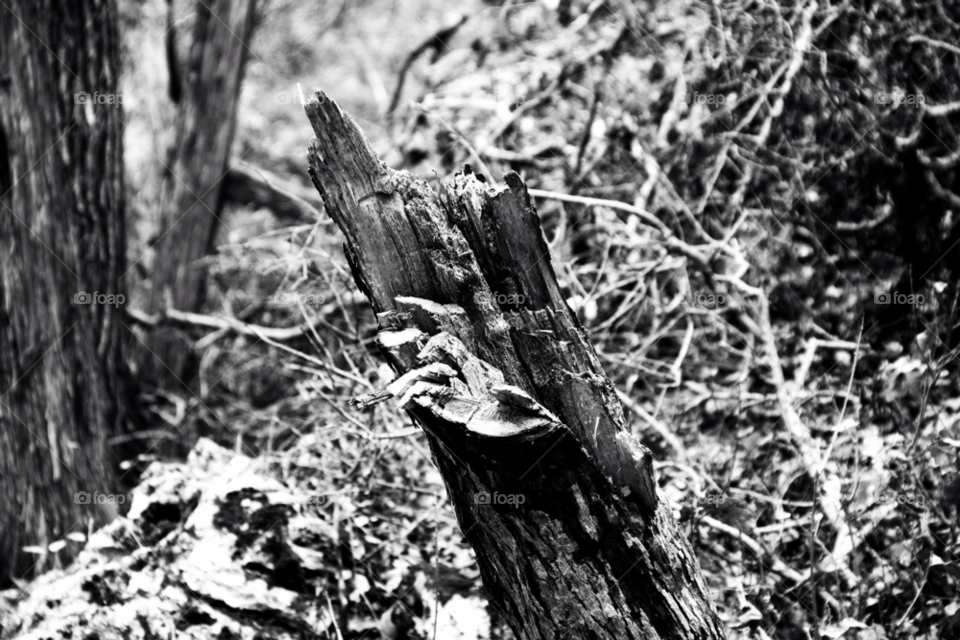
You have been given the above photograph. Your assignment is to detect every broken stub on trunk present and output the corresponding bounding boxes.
[304,90,723,640]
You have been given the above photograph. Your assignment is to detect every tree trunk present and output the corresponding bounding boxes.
[142,0,258,388]
[0,0,134,587]
[305,93,724,639]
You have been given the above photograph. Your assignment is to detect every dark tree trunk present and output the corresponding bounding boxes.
[141,0,258,388]
[305,93,724,640]
[0,0,134,587]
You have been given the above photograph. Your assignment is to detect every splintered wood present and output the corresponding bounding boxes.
[305,90,724,640]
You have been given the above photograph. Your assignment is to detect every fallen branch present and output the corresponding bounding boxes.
[700,515,842,614]
[126,307,321,343]
[723,276,860,587]
[527,188,716,274]
[833,210,893,232]
[128,307,374,389]
[386,14,469,117]
[224,161,325,221]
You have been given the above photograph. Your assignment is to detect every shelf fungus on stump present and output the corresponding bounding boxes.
[352,328,658,513]
[307,89,723,640]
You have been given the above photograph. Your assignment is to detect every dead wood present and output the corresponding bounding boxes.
[305,90,723,640]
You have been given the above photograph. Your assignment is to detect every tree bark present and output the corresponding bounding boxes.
[305,92,723,640]
[0,0,134,587]
[142,0,258,388]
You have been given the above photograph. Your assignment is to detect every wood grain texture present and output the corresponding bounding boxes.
[0,0,134,586]
[305,91,723,640]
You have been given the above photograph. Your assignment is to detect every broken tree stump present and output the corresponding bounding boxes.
[305,90,724,640]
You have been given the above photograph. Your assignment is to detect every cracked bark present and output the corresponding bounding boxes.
[0,0,135,587]
[305,91,723,640]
